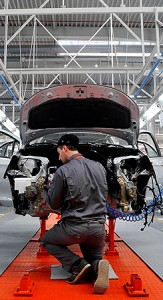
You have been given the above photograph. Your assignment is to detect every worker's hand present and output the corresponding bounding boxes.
[40,199,50,208]
[43,174,53,191]
[48,173,54,184]
[43,184,49,192]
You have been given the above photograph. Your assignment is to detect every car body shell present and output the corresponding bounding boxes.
[1,84,163,216]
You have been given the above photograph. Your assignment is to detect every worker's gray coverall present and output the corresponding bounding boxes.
[41,153,108,273]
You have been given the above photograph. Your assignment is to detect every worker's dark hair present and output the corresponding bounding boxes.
[59,145,77,151]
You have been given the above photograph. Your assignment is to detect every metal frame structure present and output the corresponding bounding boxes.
[0,1,163,134]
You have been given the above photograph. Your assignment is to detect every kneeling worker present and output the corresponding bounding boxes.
[41,134,109,294]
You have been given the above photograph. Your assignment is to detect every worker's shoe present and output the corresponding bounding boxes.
[67,259,91,284]
[83,266,97,282]
[93,259,109,294]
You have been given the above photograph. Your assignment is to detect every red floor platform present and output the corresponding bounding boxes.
[0,214,162,300]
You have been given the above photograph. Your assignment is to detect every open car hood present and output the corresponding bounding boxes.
[20,84,139,145]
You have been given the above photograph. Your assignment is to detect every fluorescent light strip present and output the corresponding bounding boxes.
[140,103,161,128]
[139,95,163,128]
[139,118,145,128]
[59,40,155,46]
[0,109,20,138]
[58,52,151,57]
[143,103,160,121]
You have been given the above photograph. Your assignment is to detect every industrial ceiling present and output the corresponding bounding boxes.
[0,0,163,132]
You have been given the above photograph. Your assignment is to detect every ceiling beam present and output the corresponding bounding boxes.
[0,7,163,16]
[3,67,141,75]
[6,0,51,45]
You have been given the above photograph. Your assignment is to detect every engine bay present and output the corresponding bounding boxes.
[5,142,155,218]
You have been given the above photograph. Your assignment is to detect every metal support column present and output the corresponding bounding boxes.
[37,217,49,256]
[140,0,145,66]
[4,0,9,68]
[106,218,119,256]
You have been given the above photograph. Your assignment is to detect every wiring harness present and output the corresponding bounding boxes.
[107,188,163,230]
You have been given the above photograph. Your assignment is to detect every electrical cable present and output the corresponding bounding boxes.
[107,175,162,223]
[107,203,153,222]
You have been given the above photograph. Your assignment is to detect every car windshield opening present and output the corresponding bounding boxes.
[29,131,129,146]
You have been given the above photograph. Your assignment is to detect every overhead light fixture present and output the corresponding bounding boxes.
[159,93,163,102]
[143,103,160,121]
[139,118,145,128]
[58,52,151,57]
[139,95,163,128]
[140,103,161,129]
[59,40,155,46]
[59,40,109,46]
[0,109,20,138]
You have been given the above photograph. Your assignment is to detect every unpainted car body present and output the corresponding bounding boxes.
[4,84,162,218]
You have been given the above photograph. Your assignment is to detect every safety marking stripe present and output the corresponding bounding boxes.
[155,217,163,221]
[0,211,14,218]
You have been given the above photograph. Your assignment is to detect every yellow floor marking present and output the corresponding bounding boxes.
[0,210,14,218]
